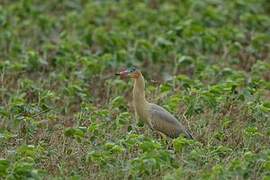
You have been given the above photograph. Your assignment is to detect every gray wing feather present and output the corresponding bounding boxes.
[149,104,193,139]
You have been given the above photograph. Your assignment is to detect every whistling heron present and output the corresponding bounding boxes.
[116,67,193,139]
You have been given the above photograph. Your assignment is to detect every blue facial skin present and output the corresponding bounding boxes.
[128,67,137,73]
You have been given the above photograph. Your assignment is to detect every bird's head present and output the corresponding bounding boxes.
[116,67,141,79]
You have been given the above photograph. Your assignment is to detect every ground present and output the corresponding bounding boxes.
[0,0,270,179]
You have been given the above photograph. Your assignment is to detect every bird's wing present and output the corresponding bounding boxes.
[148,104,193,139]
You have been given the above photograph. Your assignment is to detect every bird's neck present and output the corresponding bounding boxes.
[133,73,147,106]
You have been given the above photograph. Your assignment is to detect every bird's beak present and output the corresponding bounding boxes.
[115,69,130,79]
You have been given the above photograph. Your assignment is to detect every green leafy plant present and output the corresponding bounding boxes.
[0,0,269,179]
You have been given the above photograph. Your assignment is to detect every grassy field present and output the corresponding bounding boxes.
[0,0,270,179]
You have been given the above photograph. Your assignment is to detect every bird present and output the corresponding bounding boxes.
[116,67,193,139]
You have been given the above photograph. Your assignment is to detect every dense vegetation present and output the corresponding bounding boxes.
[0,0,270,179]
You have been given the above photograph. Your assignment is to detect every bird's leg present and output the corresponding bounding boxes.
[157,131,165,139]
[158,132,170,146]
[155,132,174,150]
[166,139,174,150]
[151,130,167,144]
